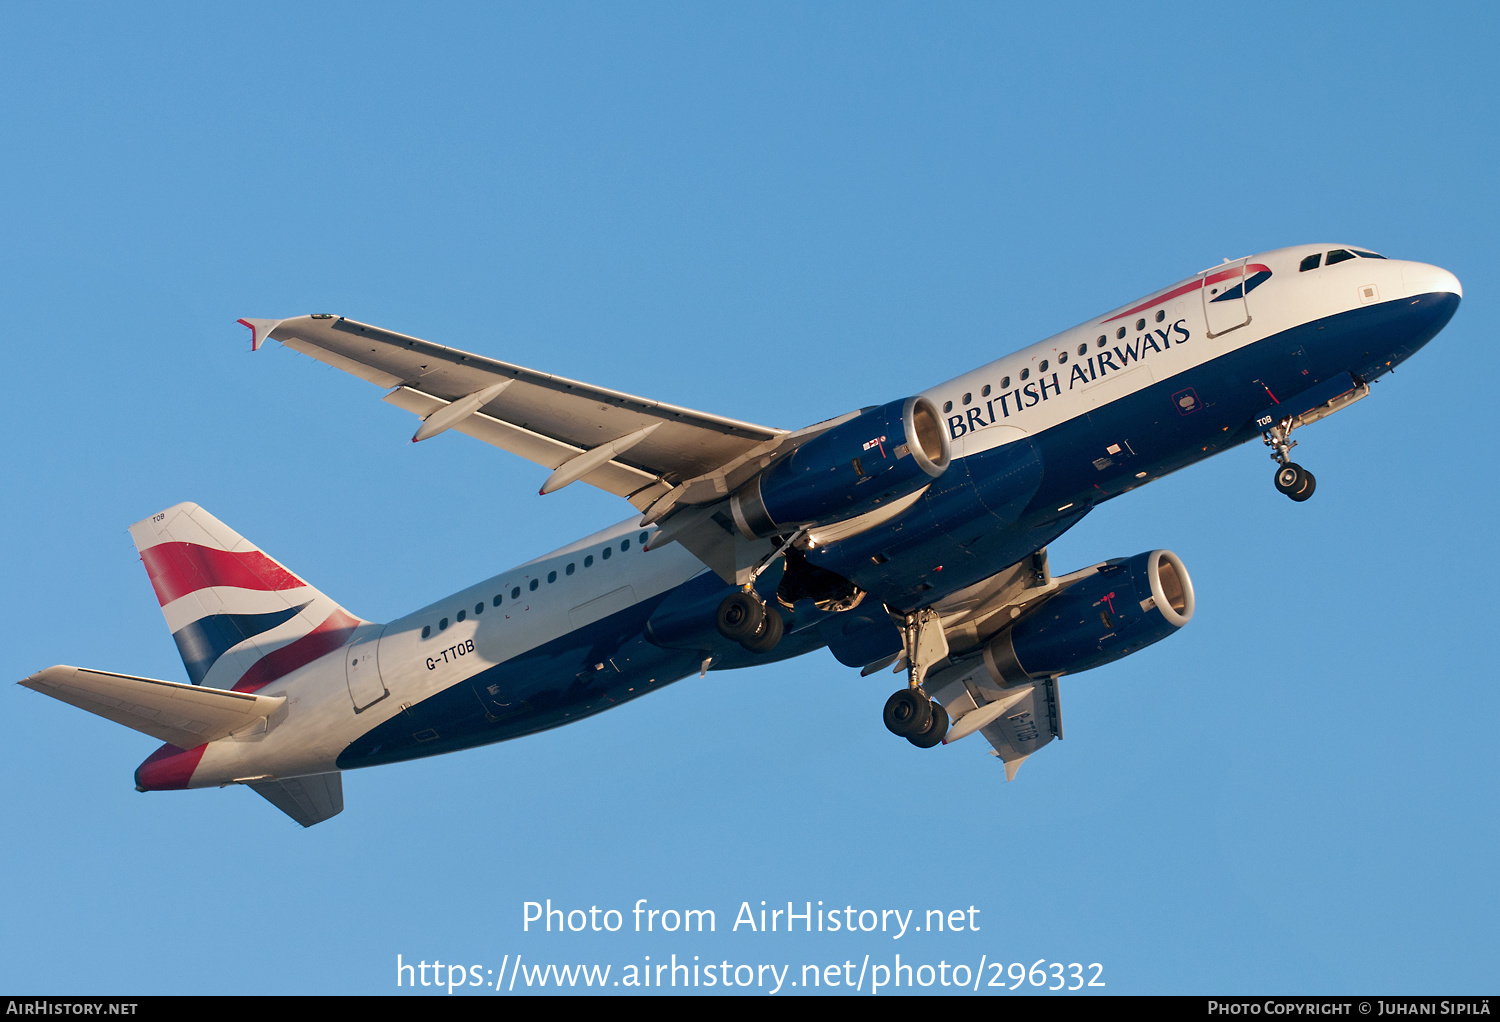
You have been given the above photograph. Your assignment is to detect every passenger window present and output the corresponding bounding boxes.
[1135,318,1145,331]
[962,392,971,405]
[566,563,575,575]
[529,579,539,591]
[1116,327,1126,339]
[1000,376,1010,388]
[1300,253,1322,271]
[602,547,612,560]
[439,617,449,630]
[1096,334,1105,348]
[547,571,557,583]
[474,602,483,615]
[1039,360,1048,372]
[456,609,465,622]
[1020,368,1030,381]
[1155,310,1165,322]
[1326,249,1355,265]
[512,587,521,599]
[943,400,952,413]
[621,539,630,551]
[1078,343,1087,355]
[981,384,991,397]
[493,594,502,607]
[422,625,431,639]
[1058,351,1068,365]
[584,555,593,567]
[639,531,649,545]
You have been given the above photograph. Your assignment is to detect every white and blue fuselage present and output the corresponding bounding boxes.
[99,244,1461,795]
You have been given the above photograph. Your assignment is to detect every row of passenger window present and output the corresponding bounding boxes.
[941,310,1169,412]
[419,532,651,639]
[1300,248,1385,271]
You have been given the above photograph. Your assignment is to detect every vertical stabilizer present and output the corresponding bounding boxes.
[129,503,367,692]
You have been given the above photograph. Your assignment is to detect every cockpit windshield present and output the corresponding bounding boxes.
[1301,248,1387,272]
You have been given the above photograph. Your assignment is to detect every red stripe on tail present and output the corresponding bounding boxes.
[139,542,305,606]
[231,609,361,693]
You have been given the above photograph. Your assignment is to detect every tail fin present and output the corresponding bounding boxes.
[129,503,366,693]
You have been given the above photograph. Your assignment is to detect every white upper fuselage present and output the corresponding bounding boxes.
[924,245,1459,459]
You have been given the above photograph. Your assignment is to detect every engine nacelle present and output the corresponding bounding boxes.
[987,550,1195,681]
[730,396,949,539]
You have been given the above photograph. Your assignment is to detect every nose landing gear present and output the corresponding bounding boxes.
[1274,462,1316,502]
[1264,416,1316,502]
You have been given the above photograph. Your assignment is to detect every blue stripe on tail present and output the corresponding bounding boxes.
[171,604,309,686]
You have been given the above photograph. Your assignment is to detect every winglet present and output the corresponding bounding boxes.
[237,318,283,352]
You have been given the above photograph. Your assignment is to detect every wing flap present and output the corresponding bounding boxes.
[383,386,668,504]
[977,677,1063,781]
[20,666,285,749]
[248,772,343,828]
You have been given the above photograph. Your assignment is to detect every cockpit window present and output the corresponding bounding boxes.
[1299,253,1322,272]
[1326,249,1356,266]
[1352,249,1386,259]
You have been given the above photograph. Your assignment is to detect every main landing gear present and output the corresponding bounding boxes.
[714,530,814,655]
[883,688,949,748]
[881,607,949,748]
[1264,416,1316,502]
[715,590,784,653]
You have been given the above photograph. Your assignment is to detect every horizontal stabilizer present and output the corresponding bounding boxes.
[19,666,285,749]
[248,773,343,828]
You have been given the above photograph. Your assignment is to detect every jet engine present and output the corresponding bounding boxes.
[987,550,1196,681]
[730,396,949,539]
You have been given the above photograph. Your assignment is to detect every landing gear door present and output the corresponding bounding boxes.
[345,627,389,713]
[1203,258,1251,339]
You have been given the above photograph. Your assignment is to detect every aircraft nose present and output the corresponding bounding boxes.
[1402,262,1462,299]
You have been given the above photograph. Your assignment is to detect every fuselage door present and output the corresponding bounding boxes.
[345,627,389,713]
[1202,258,1251,338]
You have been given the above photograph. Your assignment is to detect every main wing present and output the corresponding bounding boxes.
[242,315,786,513]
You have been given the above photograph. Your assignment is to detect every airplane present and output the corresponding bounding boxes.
[19,244,1461,827]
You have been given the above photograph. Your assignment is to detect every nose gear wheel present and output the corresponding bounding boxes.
[1274,463,1316,501]
[1263,416,1316,501]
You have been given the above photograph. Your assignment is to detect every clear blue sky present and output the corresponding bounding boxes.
[2,1,1496,995]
